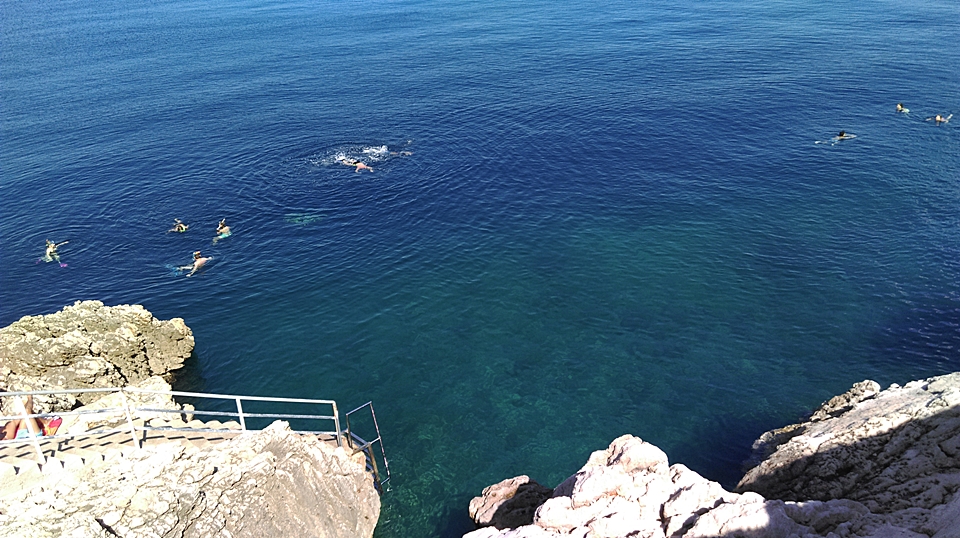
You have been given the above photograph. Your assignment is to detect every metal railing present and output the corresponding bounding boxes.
[0,387,344,463]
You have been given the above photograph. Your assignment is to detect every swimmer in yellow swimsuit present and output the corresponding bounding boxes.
[43,240,68,263]
[169,219,189,233]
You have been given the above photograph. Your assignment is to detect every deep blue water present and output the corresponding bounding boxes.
[2,0,960,535]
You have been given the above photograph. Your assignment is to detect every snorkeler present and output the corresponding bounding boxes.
[43,240,68,263]
[927,114,952,125]
[180,251,212,276]
[213,219,232,243]
[169,219,189,233]
[815,130,857,145]
[337,156,374,172]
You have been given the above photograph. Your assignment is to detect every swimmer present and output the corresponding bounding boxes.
[43,240,68,263]
[896,103,909,113]
[180,251,212,276]
[927,114,952,125]
[168,219,189,233]
[815,131,857,145]
[337,156,374,172]
[213,219,232,244]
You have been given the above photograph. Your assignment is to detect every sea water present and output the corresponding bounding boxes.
[2,0,959,536]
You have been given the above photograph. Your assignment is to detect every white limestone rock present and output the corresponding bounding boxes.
[738,372,960,533]
[0,421,380,538]
[465,370,960,538]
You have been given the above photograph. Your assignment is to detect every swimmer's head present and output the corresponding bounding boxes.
[194,251,202,259]
[839,131,845,137]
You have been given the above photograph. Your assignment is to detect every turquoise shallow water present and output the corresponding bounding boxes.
[2,0,960,536]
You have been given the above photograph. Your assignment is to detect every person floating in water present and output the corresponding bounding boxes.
[816,131,857,145]
[896,103,909,113]
[168,219,189,233]
[927,114,952,125]
[180,250,212,276]
[337,156,373,172]
[42,240,68,263]
[213,219,232,244]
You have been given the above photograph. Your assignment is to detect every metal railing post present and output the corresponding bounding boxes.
[332,402,342,448]
[235,398,246,431]
[14,395,45,464]
[369,403,390,484]
[119,390,141,450]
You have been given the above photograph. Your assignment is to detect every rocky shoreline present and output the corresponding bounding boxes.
[6,302,960,537]
[0,302,380,538]
[465,373,960,538]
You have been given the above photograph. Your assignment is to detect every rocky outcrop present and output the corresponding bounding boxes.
[465,372,960,538]
[737,373,960,523]
[469,475,554,530]
[0,300,194,411]
[0,421,380,538]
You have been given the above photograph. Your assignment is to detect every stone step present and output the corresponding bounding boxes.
[0,454,43,474]
[50,443,108,465]
[0,461,16,480]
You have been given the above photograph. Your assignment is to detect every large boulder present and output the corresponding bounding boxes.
[0,301,194,412]
[0,421,381,538]
[469,475,554,529]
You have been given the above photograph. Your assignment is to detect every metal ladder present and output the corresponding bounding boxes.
[344,402,391,493]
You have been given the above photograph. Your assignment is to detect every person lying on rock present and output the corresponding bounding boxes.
[0,395,45,440]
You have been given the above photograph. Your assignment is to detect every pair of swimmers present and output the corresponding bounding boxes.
[169,218,231,242]
[898,103,952,124]
[169,218,231,240]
